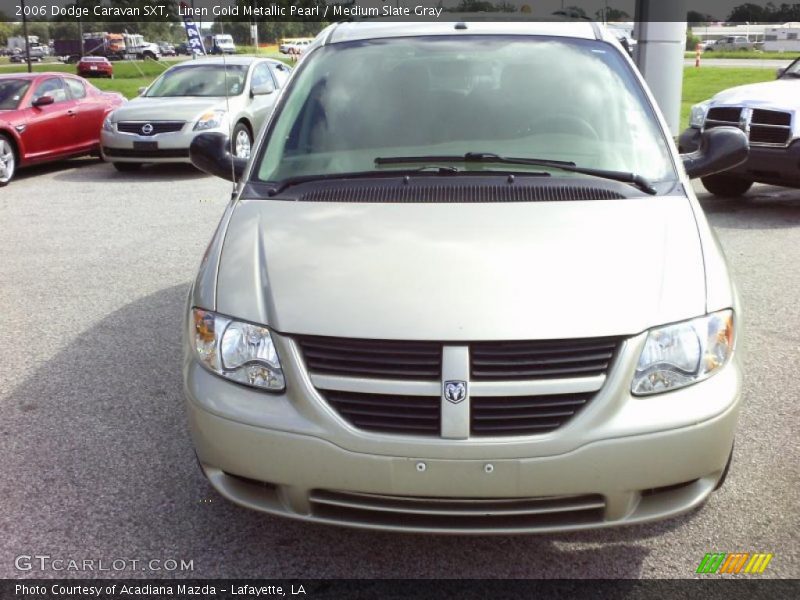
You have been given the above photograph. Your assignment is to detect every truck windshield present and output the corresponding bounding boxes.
[145,65,247,97]
[256,36,676,186]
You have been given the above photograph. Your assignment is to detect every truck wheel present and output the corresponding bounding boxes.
[0,134,17,187]
[701,174,753,197]
[113,162,142,172]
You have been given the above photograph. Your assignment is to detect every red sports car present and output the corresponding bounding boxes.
[0,73,125,186]
[77,56,114,78]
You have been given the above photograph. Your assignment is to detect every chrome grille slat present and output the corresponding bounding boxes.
[116,121,185,136]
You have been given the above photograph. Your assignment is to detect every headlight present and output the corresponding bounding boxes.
[102,115,114,132]
[193,110,226,131]
[690,102,710,129]
[192,309,285,391]
[632,310,734,396]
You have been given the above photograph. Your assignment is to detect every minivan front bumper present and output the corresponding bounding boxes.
[184,331,742,534]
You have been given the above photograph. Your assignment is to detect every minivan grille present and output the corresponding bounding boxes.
[470,338,620,381]
[116,121,185,136]
[324,391,440,435]
[297,336,442,380]
[299,336,618,438]
[471,393,593,436]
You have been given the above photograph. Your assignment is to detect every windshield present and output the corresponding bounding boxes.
[256,36,675,185]
[145,64,247,97]
[0,79,31,110]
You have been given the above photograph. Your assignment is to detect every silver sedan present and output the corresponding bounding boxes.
[101,57,291,171]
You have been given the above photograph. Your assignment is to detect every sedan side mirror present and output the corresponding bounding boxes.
[681,127,749,180]
[32,95,54,108]
[189,132,247,182]
[251,81,275,97]
[776,67,785,79]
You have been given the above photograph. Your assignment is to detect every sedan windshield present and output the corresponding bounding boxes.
[256,36,676,185]
[0,79,31,110]
[145,64,248,98]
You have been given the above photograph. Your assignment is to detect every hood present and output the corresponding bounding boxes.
[711,79,800,108]
[215,196,707,341]
[109,96,229,122]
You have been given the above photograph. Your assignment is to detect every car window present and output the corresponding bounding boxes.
[270,63,291,88]
[65,78,86,100]
[256,36,676,185]
[0,79,31,110]
[251,63,276,89]
[31,78,68,105]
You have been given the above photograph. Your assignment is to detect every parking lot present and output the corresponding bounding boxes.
[0,158,798,579]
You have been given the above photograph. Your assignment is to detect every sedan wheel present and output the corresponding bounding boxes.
[233,124,252,159]
[0,135,16,187]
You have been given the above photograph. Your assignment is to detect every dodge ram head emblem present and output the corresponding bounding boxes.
[444,381,467,404]
[141,123,154,135]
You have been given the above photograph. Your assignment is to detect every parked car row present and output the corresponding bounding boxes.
[0,57,293,186]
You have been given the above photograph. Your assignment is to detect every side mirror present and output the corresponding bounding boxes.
[681,127,749,180]
[776,67,785,79]
[189,132,247,182]
[32,95,54,108]
[250,81,275,97]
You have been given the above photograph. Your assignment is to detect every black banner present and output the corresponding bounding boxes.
[3,579,800,600]
[4,0,800,23]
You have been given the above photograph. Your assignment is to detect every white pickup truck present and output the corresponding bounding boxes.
[705,36,760,52]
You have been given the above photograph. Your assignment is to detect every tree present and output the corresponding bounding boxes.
[555,6,588,19]
[687,10,715,25]
[595,7,631,22]
[727,3,768,22]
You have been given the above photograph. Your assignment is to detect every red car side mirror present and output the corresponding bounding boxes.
[32,95,55,108]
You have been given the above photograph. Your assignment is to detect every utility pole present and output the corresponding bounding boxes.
[20,0,32,73]
[77,1,83,58]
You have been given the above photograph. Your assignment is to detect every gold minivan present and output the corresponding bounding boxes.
[184,20,748,533]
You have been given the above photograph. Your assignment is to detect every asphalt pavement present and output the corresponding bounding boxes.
[0,158,798,579]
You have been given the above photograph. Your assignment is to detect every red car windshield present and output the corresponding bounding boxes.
[0,79,31,110]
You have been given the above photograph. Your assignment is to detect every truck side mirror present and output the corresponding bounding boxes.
[681,127,749,180]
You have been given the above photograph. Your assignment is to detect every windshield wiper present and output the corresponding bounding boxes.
[375,152,659,195]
